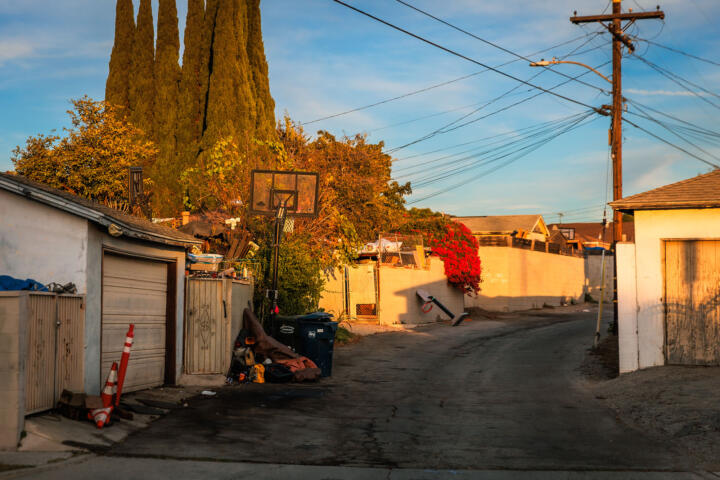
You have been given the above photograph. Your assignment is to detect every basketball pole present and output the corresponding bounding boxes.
[268,199,288,326]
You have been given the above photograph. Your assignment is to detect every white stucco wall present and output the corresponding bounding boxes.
[616,242,638,373]
[465,246,585,311]
[0,189,88,292]
[378,257,465,325]
[620,208,720,372]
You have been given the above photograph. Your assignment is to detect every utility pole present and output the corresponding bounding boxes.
[570,0,664,333]
[570,0,664,242]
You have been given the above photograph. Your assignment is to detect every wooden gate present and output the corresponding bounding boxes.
[184,279,231,374]
[25,293,84,414]
[664,240,720,365]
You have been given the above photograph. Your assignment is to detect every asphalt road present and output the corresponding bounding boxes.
[8,308,714,479]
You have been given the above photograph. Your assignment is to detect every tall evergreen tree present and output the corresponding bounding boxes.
[201,0,256,153]
[246,0,276,139]
[105,0,135,111]
[152,0,181,211]
[177,0,210,172]
[129,0,155,136]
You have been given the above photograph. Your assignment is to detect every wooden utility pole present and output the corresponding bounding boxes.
[570,0,664,242]
[571,0,664,333]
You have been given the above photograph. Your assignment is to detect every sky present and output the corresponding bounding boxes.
[0,0,718,223]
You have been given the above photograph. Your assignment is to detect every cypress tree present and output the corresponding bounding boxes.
[233,0,257,134]
[129,0,155,136]
[152,0,182,212]
[177,0,210,172]
[105,0,135,111]
[201,0,256,153]
[246,0,276,139]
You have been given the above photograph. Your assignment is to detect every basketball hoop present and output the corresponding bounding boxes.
[250,169,318,327]
[250,170,318,218]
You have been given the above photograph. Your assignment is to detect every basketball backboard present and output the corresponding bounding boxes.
[250,170,319,218]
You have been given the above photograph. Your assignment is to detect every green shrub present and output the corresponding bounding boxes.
[252,231,325,317]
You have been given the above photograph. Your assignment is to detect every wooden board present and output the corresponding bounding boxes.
[102,253,168,391]
[664,240,720,365]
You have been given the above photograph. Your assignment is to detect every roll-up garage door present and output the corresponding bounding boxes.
[102,253,168,391]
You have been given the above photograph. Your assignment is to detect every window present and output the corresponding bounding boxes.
[559,228,575,240]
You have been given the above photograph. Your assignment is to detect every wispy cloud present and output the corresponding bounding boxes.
[0,39,34,65]
[625,88,706,97]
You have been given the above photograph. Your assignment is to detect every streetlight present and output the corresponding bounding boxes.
[529,57,612,84]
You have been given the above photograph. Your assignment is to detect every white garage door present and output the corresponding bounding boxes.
[102,253,168,392]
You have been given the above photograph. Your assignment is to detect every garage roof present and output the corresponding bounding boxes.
[0,173,201,248]
[610,169,720,212]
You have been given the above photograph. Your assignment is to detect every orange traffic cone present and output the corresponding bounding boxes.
[101,362,118,407]
[88,406,113,429]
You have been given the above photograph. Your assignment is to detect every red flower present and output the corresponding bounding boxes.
[428,222,482,294]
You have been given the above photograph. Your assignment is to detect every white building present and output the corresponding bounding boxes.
[611,170,720,373]
[0,172,201,395]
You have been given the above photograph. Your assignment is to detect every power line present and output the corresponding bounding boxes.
[301,32,601,125]
[394,0,608,94]
[394,113,588,177]
[622,116,720,169]
[331,0,600,112]
[626,98,720,138]
[406,112,596,187]
[630,54,720,109]
[638,38,720,68]
[385,60,610,153]
[369,89,531,133]
[407,112,598,204]
[369,40,610,135]
[626,104,720,164]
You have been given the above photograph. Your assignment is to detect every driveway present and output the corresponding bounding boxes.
[6,308,715,479]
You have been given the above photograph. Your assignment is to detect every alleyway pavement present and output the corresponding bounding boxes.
[4,308,718,479]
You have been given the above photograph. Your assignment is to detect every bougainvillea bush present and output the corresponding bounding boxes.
[428,222,482,295]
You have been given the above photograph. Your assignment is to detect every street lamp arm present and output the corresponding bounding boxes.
[529,58,612,84]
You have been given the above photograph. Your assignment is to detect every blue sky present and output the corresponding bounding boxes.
[0,1,718,223]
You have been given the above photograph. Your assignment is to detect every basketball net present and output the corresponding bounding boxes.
[283,217,294,234]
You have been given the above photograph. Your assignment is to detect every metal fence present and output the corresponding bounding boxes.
[377,233,425,266]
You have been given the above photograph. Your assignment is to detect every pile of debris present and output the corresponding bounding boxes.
[228,309,323,384]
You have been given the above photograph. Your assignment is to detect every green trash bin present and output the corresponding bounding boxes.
[295,313,337,377]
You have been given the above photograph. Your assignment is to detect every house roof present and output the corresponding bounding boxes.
[548,222,635,243]
[454,214,547,236]
[610,169,720,212]
[0,173,201,248]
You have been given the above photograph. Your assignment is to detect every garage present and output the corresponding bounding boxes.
[664,239,720,366]
[102,252,175,391]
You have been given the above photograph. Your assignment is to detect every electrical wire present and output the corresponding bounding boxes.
[394,0,608,94]
[331,1,600,112]
[301,32,601,125]
[636,39,720,68]
[622,116,720,169]
[630,54,720,110]
[385,59,610,154]
[404,112,595,187]
[626,104,720,164]
[393,113,588,176]
[406,112,599,203]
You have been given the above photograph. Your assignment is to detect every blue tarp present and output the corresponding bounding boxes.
[0,275,48,292]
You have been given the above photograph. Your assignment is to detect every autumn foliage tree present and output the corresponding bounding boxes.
[11,97,157,205]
